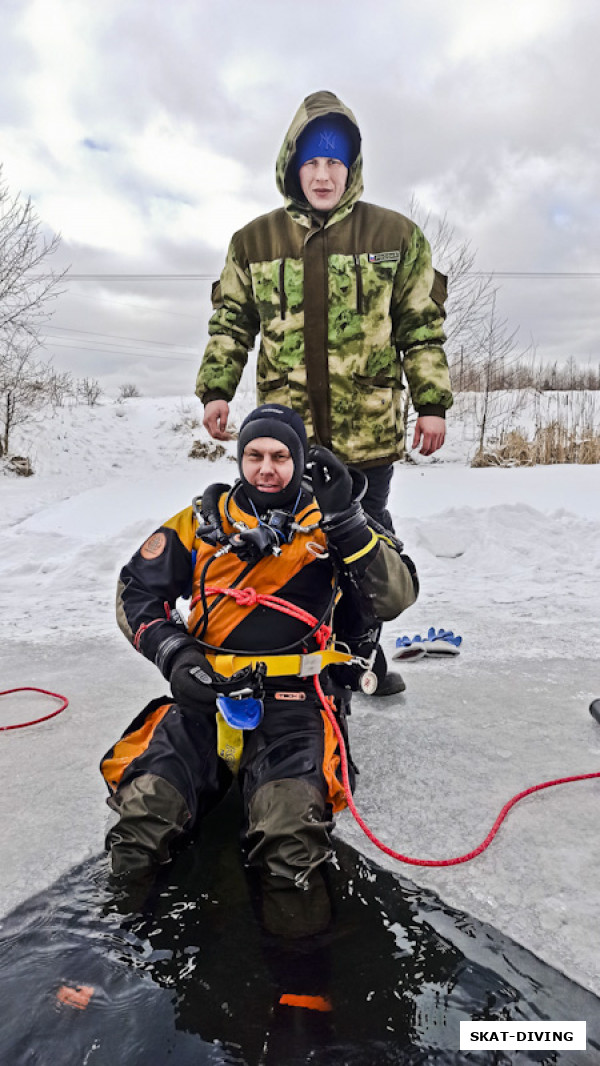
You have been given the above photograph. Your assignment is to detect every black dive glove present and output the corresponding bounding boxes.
[168,646,221,714]
[169,646,265,716]
[307,445,353,520]
[307,445,375,562]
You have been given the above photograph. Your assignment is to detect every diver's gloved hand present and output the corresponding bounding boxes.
[168,646,221,715]
[307,445,353,520]
[170,647,265,716]
[308,445,375,563]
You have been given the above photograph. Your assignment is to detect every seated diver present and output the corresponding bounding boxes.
[101,403,419,934]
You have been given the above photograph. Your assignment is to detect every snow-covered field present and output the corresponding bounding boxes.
[2,394,600,657]
[1,395,600,997]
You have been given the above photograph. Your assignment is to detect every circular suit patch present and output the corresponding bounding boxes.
[140,530,167,559]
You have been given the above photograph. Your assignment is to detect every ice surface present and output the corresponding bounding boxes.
[1,396,599,996]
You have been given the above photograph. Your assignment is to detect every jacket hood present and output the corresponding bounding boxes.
[275,90,363,221]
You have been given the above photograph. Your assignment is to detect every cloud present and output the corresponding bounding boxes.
[1,0,598,396]
[443,0,571,61]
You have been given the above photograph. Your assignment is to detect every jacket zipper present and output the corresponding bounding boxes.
[353,254,363,314]
[279,258,287,319]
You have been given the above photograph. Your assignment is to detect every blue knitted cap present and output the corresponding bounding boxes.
[295,115,355,170]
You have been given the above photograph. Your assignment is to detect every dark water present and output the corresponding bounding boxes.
[0,789,598,1066]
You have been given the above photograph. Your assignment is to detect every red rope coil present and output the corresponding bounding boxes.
[314,673,600,867]
[0,688,69,731]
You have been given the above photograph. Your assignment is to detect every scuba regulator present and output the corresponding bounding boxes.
[228,508,296,562]
[193,483,305,564]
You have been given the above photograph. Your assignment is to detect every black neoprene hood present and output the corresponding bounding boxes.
[237,404,308,512]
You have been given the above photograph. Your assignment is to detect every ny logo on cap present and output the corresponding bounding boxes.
[318,131,337,153]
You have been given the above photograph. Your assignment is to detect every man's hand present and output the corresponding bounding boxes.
[203,399,232,441]
[169,646,220,715]
[169,646,265,716]
[412,415,446,456]
[306,445,353,520]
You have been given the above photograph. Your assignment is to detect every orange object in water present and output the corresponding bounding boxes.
[278,994,332,1012]
[56,985,94,1010]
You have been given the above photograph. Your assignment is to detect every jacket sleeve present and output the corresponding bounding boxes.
[392,225,453,416]
[325,511,419,641]
[342,527,418,624]
[116,508,200,678]
[195,235,260,404]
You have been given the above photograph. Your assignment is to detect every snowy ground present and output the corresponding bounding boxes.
[1,396,599,997]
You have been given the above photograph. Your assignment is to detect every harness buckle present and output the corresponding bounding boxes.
[299,653,323,676]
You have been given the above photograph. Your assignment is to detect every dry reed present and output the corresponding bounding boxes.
[472,422,600,467]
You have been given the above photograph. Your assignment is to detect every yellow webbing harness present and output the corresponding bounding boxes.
[210,646,355,775]
[206,646,353,680]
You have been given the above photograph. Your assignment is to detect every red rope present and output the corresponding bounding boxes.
[314,674,600,867]
[193,582,600,866]
[203,585,332,647]
[0,688,69,731]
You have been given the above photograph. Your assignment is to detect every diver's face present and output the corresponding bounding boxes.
[242,437,294,495]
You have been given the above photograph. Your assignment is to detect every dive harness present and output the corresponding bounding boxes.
[186,482,378,768]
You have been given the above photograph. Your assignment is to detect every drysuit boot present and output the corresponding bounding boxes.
[370,644,406,697]
[261,870,332,939]
[108,864,157,915]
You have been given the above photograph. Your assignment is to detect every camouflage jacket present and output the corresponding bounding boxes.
[196,90,453,466]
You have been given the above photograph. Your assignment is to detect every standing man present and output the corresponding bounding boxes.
[196,89,452,692]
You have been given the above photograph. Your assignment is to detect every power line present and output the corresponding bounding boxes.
[67,290,203,319]
[469,271,600,279]
[43,339,194,363]
[44,324,196,350]
[58,270,600,281]
[63,274,216,281]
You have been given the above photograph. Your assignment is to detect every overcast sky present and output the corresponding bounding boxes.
[2,0,599,396]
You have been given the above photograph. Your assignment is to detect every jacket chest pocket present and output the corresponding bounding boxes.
[360,257,397,317]
[328,254,397,318]
[250,258,304,323]
[328,254,362,316]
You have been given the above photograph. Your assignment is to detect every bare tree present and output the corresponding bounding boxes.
[77,377,103,406]
[409,197,498,390]
[0,333,54,455]
[47,368,74,407]
[470,293,533,459]
[410,200,537,458]
[0,165,65,455]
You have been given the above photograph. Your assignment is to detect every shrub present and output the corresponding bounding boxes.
[118,383,141,400]
[188,440,233,462]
